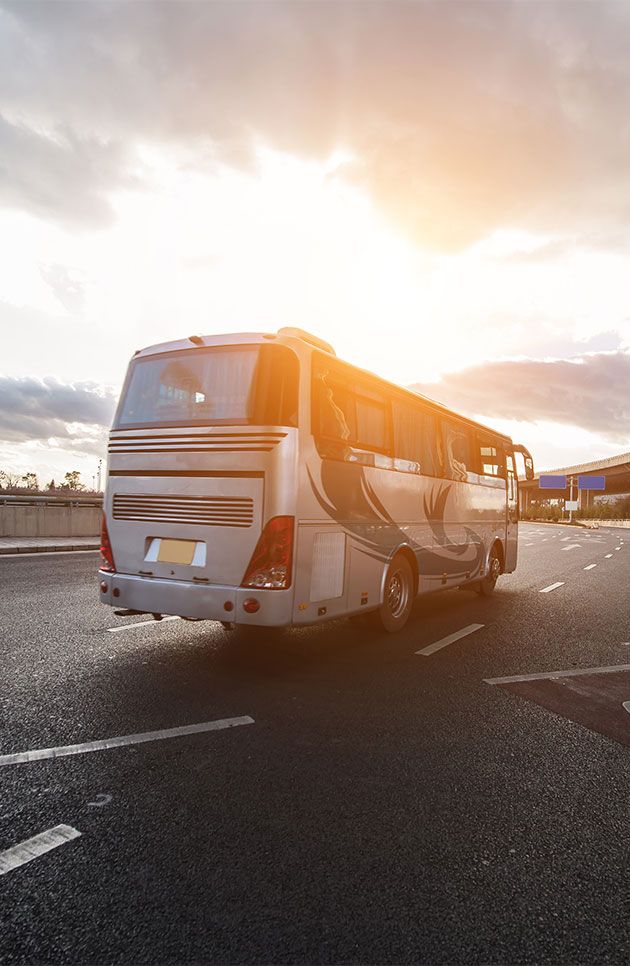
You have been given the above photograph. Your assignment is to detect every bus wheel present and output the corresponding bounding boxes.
[372,554,414,633]
[477,547,501,596]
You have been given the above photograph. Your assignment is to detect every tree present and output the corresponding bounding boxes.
[62,470,84,491]
[0,470,21,490]
[47,479,56,491]
[21,472,38,490]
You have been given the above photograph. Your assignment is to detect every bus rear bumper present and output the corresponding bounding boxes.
[99,571,294,626]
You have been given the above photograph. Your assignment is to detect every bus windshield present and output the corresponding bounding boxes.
[115,343,299,428]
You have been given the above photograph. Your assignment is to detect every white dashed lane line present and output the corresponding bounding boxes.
[416,623,485,656]
[107,615,181,633]
[539,582,565,593]
[485,662,630,685]
[605,554,613,558]
[584,564,597,570]
[0,825,81,876]
[0,717,255,767]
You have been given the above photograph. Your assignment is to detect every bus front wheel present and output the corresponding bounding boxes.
[477,547,502,596]
[370,554,414,633]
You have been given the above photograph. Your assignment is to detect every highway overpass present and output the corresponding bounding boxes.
[519,450,630,513]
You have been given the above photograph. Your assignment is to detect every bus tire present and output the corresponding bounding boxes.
[371,554,414,633]
[477,545,502,596]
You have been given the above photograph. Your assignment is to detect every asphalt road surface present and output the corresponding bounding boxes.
[1,522,629,964]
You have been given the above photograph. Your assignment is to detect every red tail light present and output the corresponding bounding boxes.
[100,513,116,573]
[241,516,294,590]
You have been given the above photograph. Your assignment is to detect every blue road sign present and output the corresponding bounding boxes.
[578,475,605,490]
[540,474,567,489]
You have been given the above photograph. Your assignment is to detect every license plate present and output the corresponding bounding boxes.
[157,539,196,565]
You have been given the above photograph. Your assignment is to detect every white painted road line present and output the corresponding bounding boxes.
[539,582,565,593]
[615,546,622,551]
[0,825,81,876]
[583,564,597,570]
[0,717,255,767]
[485,663,630,685]
[561,544,582,551]
[605,554,613,558]
[107,615,180,633]
[416,623,485,656]
[623,701,630,714]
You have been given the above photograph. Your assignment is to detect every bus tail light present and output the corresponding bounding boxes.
[100,514,116,573]
[241,516,294,590]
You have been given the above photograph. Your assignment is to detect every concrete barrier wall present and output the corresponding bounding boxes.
[576,518,630,529]
[0,504,101,537]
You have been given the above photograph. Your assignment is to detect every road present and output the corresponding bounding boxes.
[1,522,629,964]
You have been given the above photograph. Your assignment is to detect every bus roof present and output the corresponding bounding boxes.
[131,329,513,445]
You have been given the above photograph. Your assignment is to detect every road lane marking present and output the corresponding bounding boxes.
[107,615,180,633]
[560,536,572,542]
[623,701,630,714]
[485,663,630,685]
[0,717,255,767]
[416,623,485,656]
[0,825,81,876]
[539,582,565,593]
[583,564,597,570]
[615,547,622,551]
[561,544,581,551]
[605,554,613,558]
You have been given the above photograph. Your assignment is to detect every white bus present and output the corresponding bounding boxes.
[99,328,533,633]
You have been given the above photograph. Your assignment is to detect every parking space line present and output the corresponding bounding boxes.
[416,623,485,656]
[539,582,565,593]
[485,663,630,685]
[0,716,255,767]
[583,564,597,570]
[0,825,81,876]
[107,616,180,633]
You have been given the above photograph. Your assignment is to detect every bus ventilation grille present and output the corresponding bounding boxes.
[112,494,255,528]
[108,432,287,454]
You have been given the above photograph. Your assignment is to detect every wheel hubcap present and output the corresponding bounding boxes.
[488,555,500,584]
[387,569,409,618]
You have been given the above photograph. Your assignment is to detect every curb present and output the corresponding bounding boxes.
[0,544,100,555]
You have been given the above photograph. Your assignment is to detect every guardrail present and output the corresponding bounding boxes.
[0,494,102,538]
[0,494,102,507]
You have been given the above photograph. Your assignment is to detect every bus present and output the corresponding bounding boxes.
[99,328,534,633]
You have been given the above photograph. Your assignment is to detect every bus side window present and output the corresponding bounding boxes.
[477,436,506,478]
[506,451,516,499]
[425,413,443,477]
[355,391,390,454]
[443,420,471,482]
[314,372,356,443]
[392,399,424,469]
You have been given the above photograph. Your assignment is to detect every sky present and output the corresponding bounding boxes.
[1,0,630,487]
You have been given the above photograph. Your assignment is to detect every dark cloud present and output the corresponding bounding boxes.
[0,376,116,443]
[411,351,630,442]
[2,1,630,247]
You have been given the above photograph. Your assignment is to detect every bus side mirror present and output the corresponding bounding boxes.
[513,444,534,481]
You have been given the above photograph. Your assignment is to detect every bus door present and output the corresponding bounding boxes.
[505,450,518,571]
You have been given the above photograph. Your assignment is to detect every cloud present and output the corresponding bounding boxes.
[411,351,630,443]
[0,375,116,444]
[3,1,630,247]
[39,264,85,313]
[0,114,131,228]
